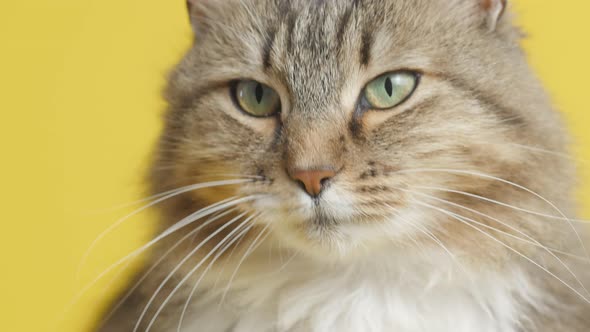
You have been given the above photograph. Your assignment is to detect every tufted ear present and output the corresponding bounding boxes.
[186,0,200,26]
[186,0,212,33]
[481,0,507,31]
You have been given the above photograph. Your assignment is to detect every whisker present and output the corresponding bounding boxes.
[67,196,258,313]
[507,143,587,163]
[394,168,590,264]
[274,251,299,274]
[390,207,470,278]
[82,174,259,215]
[409,189,589,263]
[412,185,588,223]
[255,249,301,279]
[178,218,258,332]
[377,222,422,249]
[219,223,272,307]
[415,200,590,304]
[77,179,252,280]
[150,196,263,252]
[96,208,239,327]
[211,226,253,290]
[133,211,249,332]
[267,237,274,265]
[407,188,590,296]
[212,173,265,180]
[82,187,199,215]
[278,239,285,265]
[141,214,258,332]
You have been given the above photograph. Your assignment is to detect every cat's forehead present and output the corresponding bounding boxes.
[196,0,465,70]
[270,1,358,109]
[187,0,476,110]
[209,0,460,67]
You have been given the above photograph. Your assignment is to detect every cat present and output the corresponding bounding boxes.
[98,0,590,331]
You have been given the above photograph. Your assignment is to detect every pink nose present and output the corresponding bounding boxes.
[290,169,337,197]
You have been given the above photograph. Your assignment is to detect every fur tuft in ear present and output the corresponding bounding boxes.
[186,0,212,34]
[482,0,507,31]
[186,0,198,24]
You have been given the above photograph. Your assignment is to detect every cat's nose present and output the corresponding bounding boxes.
[289,168,337,198]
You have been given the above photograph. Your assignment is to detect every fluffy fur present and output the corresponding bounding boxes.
[99,0,590,331]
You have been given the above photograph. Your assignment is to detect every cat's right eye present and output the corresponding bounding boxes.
[232,80,281,118]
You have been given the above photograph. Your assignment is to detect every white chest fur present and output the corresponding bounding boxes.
[184,250,542,332]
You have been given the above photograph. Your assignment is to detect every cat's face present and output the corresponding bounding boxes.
[156,0,569,260]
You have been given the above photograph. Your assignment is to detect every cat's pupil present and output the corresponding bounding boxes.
[255,84,264,104]
[385,77,393,97]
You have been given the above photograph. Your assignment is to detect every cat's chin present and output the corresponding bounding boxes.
[266,214,380,261]
[262,205,427,262]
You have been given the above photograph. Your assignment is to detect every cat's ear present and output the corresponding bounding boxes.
[186,0,210,33]
[480,0,507,31]
[186,0,201,24]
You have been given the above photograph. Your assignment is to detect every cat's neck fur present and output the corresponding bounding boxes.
[183,240,543,332]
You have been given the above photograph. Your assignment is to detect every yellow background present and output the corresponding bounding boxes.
[1,1,588,331]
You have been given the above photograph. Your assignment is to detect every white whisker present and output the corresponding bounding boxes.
[274,251,299,274]
[219,224,272,306]
[142,214,258,332]
[82,173,259,215]
[178,218,258,332]
[67,196,258,314]
[97,208,238,327]
[133,211,249,332]
[411,190,589,264]
[390,207,470,279]
[415,200,590,305]
[211,226,253,290]
[407,188,590,297]
[77,179,252,280]
[395,168,590,265]
[83,186,200,215]
[413,185,588,223]
[507,143,586,163]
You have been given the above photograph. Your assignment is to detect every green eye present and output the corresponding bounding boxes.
[364,71,418,110]
[233,80,281,117]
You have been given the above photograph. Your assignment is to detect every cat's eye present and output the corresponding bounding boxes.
[233,80,281,117]
[363,71,419,110]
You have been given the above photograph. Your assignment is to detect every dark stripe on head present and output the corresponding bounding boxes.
[336,7,353,52]
[360,28,373,66]
[277,0,291,18]
[285,12,297,53]
[277,1,297,54]
[262,28,277,70]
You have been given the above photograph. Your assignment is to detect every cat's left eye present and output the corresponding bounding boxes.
[363,71,419,110]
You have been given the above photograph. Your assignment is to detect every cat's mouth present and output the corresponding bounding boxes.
[304,202,356,227]
[309,214,338,226]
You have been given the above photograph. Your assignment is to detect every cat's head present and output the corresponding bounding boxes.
[154,0,572,261]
